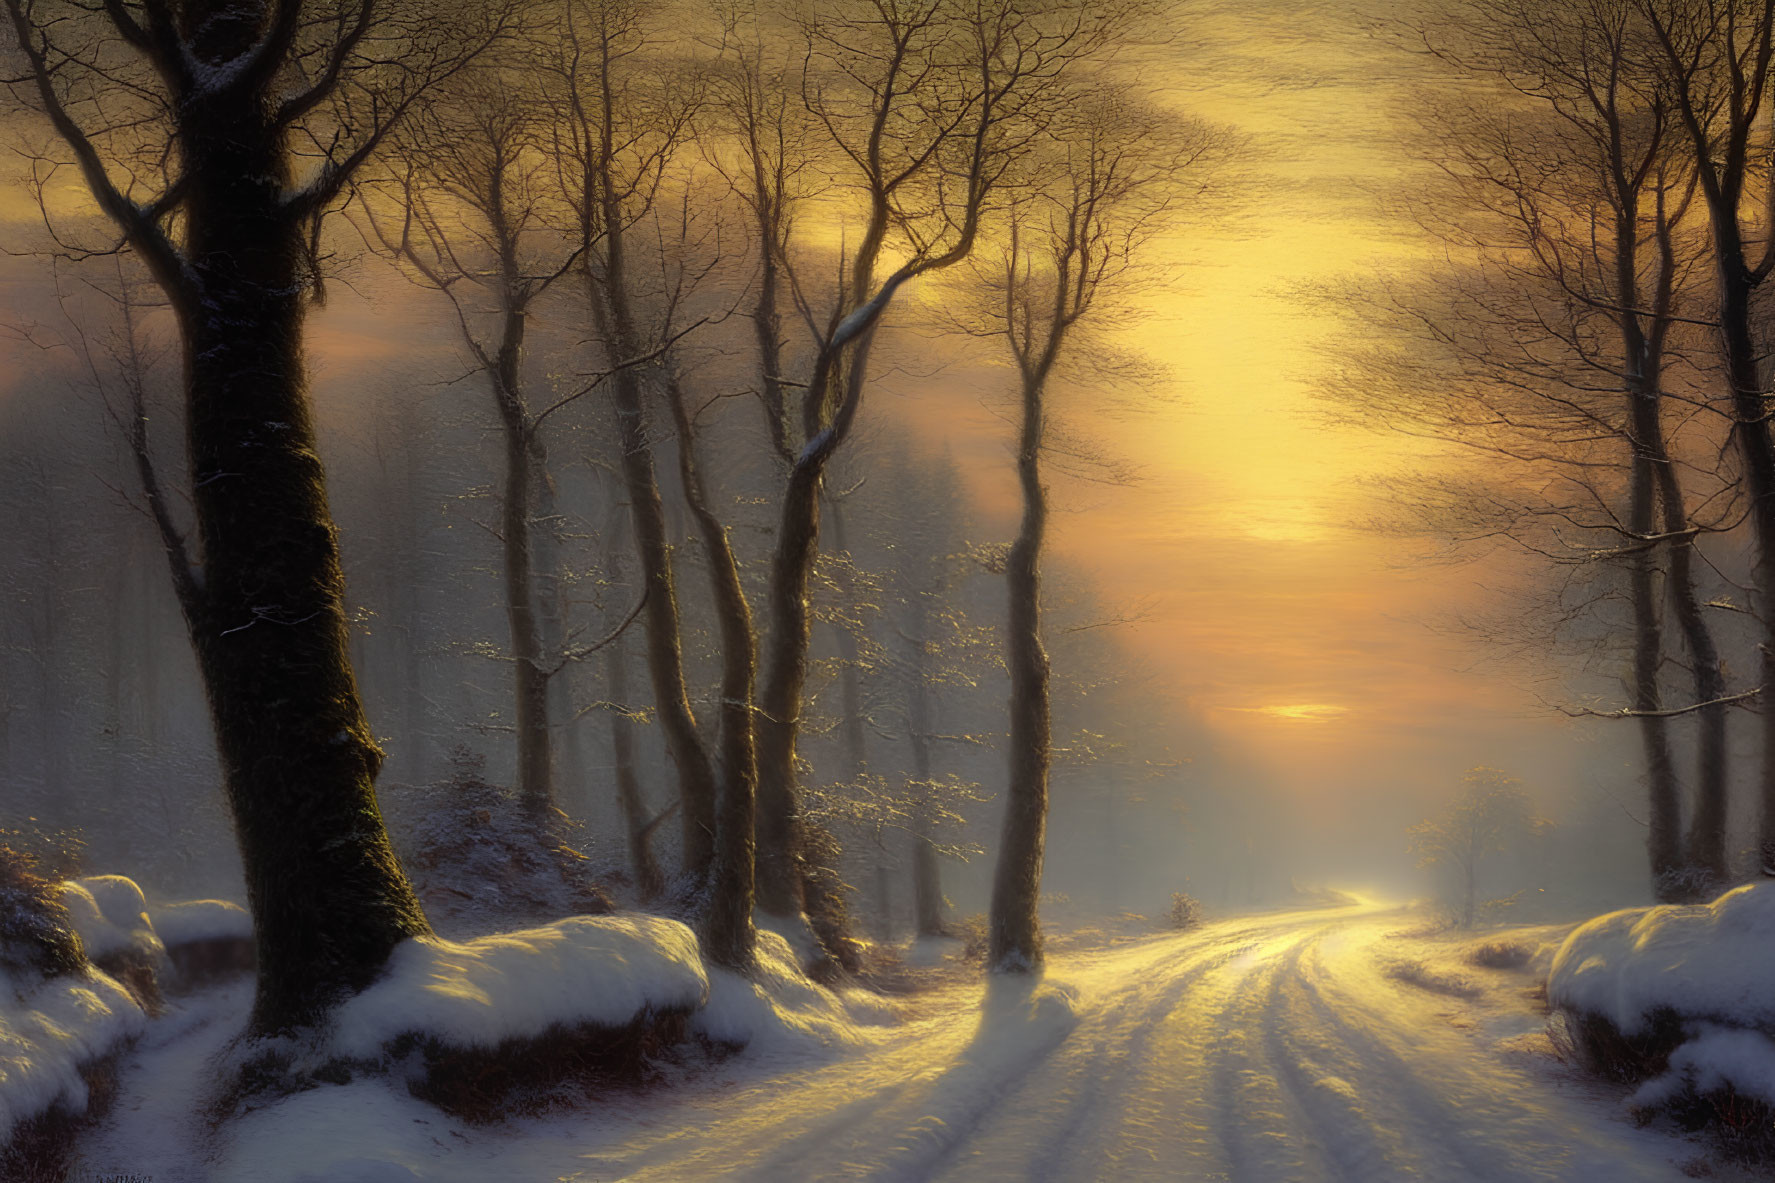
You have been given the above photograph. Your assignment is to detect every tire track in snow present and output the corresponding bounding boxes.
[1202,926,1328,1183]
[1284,934,1679,1182]
[1291,934,1573,1179]
[569,908,1686,1182]
[108,906,1696,1183]
[1255,932,1425,1182]
[928,930,1270,1182]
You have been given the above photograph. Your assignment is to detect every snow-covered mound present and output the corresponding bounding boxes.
[1550,881,1775,1107]
[0,966,147,1143]
[150,899,252,948]
[695,929,874,1053]
[324,914,707,1058]
[58,876,163,965]
[1549,882,1775,1036]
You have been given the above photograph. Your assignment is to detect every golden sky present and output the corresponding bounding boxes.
[0,0,1609,818]
[887,0,1603,809]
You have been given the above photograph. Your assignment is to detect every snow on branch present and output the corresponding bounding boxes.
[1559,686,1764,720]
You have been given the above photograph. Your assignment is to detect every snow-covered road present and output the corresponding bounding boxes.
[81,902,1708,1182]
[570,904,1692,1183]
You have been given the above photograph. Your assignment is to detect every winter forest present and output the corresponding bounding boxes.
[10,0,1775,1179]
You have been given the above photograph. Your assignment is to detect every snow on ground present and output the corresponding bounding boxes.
[0,874,166,1143]
[323,914,707,1060]
[0,964,147,1142]
[694,929,888,1054]
[151,899,253,947]
[66,899,1737,1182]
[74,979,249,1181]
[1550,881,1775,1112]
[59,875,164,963]
[902,934,965,970]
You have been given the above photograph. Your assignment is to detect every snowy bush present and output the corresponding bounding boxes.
[383,747,614,935]
[325,914,706,1057]
[957,914,990,965]
[1384,957,1481,999]
[1549,882,1775,1148]
[1,968,146,1145]
[1469,938,1534,969]
[694,930,871,1053]
[0,846,82,979]
[1167,893,1204,931]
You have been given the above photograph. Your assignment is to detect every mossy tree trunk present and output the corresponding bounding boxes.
[0,0,492,1034]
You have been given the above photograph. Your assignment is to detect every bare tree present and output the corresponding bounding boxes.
[362,69,582,819]
[1356,0,1736,899]
[1410,766,1551,927]
[1638,0,1775,875]
[551,0,722,888]
[704,1,821,468]
[598,489,672,901]
[964,86,1223,971]
[734,0,1131,970]
[663,363,764,968]
[1,0,515,1032]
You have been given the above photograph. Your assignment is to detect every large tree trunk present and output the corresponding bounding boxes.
[177,100,428,1034]
[990,370,1051,973]
[754,348,876,976]
[1626,387,1684,899]
[665,377,761,970]
[753,214,888,952]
